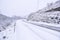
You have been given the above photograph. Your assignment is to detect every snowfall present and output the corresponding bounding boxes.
[0,0,60,40]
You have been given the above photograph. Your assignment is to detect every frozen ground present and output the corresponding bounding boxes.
[15,19,60,40]
[0,19,60,40]
[0,22,16,40]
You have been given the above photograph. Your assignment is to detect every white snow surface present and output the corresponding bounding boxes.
[0,22,16,40]
[24,20,60,27]
[15,20,60,40]
[0,19,60,40]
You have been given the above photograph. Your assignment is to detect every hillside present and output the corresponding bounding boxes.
[27,0,60,24]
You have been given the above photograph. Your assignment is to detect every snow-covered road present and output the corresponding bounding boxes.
[16,20,60,40]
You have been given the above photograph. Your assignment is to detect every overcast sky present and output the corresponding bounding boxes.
[0,0,58,17]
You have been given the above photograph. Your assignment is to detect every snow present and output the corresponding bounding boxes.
[0,0,60,40]
[15,20,60,40]
[0,19,60,40]
[24,19,60,27]
[0,22,16,40]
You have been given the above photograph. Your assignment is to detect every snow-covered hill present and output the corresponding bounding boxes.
[0,14,16,40]
[27,0,60,24]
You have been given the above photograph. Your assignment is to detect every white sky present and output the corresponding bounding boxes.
[0,0,58,17]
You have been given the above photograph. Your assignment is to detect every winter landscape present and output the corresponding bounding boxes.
[0,0,60,40]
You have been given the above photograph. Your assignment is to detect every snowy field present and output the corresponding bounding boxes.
[15,20,60,40]
[0,22,16,40]
[0,19,60,40]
